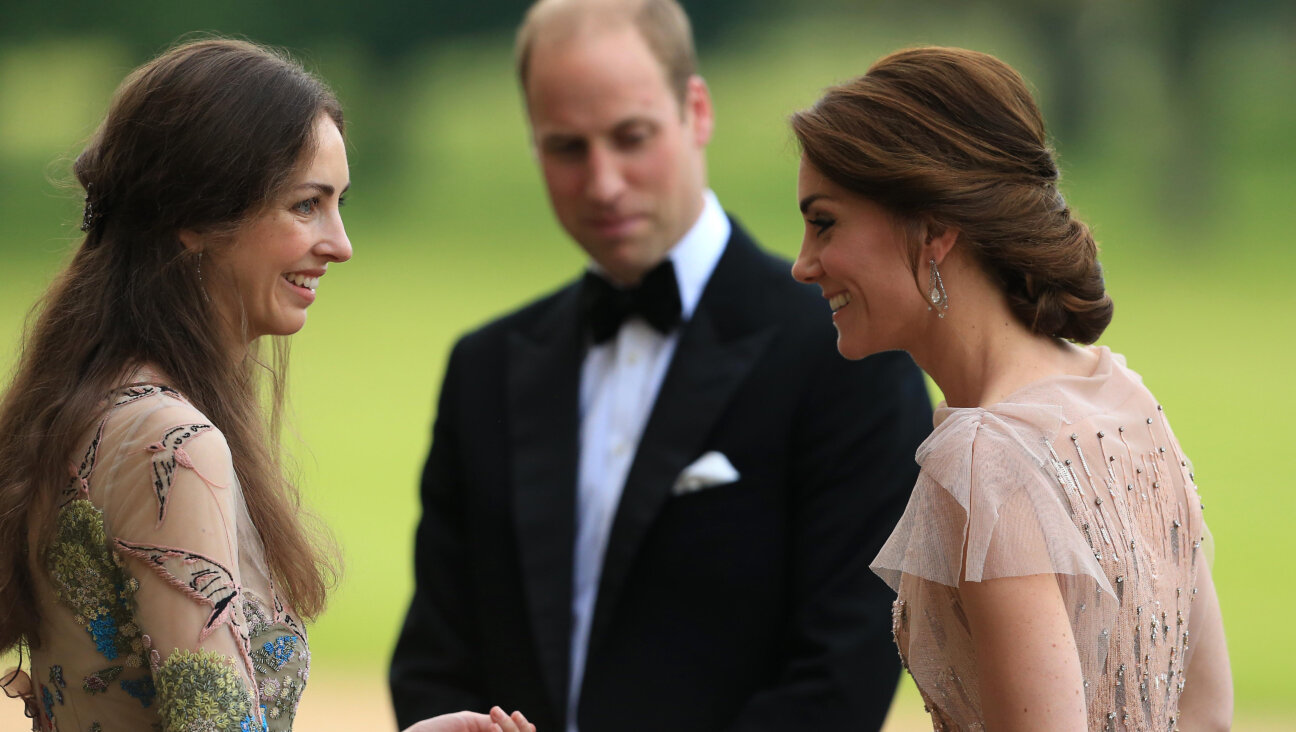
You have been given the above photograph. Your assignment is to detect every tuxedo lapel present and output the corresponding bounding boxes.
[507,285,583,718]
[587,229,777,659]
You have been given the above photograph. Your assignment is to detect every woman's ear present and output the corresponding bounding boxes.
[924,221,960,265]
[178,229,207,253]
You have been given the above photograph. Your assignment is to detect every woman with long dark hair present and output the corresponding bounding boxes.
[0,38,531,732]
[791,47,1232,730]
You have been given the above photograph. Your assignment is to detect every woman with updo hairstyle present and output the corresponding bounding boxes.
[0,38,532,732]
[791,47,1231,730]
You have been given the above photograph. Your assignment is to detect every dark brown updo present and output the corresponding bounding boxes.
[791,46,1113,343]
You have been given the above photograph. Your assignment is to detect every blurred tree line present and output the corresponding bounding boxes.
[1,0,1291,221]
[0,0,791,60]
[4,0,1290,141]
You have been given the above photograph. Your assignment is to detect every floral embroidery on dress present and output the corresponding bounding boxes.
[47,666,65,704]
[81,666,122,695]
[45,499,145,667]
[258,674,305,721]
[251,637,296,674]
[242,707,270,732]
[30,384,311,731]
[120,676,156,707]
[154,648,255,732]
[40,684,55,723]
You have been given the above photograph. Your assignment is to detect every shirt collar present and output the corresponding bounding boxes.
[583,189,730,322]
[667,189,730,321]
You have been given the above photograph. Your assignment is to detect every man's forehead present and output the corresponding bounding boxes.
[525,23,669,96]
[525,33,677,133]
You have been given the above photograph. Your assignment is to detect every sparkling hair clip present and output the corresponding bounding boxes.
[80,182,101,233]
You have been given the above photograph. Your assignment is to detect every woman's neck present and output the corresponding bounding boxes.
[908,257,1096,409]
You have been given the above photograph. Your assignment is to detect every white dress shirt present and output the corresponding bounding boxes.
[566,191,731,731]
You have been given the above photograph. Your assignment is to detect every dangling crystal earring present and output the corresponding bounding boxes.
[927,258,949,318]
[196,252,211,303]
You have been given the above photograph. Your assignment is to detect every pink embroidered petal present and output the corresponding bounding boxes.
[147,423,219,526]
[114,541,244,643]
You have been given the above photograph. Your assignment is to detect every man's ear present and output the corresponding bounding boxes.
[684,75,714,148]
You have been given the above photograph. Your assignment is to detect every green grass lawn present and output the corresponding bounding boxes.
[2,10,1293,721]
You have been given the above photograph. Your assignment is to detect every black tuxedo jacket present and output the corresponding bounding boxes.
[390,223,932,731]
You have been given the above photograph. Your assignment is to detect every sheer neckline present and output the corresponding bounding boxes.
[931,345,1136,429]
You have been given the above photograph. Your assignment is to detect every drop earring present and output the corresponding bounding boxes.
[196,252,210,303]
[927,259,948,318]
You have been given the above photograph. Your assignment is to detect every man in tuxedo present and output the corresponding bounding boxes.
[389,1,932,730]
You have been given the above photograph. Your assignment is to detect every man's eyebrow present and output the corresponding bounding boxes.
[799,193,828,214]
[613,116,656,130]
[539,131,583,145]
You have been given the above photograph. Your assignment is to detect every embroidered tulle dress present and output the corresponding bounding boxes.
[871,346,1209,731]
[18,383,309,731]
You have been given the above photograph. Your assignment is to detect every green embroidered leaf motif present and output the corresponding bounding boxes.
[154,648,255,732]
[82,665,123,695]
[45,500,144,665]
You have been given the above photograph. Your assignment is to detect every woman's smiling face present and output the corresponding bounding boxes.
[210,114,352,344]
[791,157,927,360]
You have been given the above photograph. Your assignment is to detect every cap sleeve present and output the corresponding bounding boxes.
[96,398,263,730]
[871,405,1116,600]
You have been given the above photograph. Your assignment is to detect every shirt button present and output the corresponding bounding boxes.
[625,351,640,366]
[612,441,628,456]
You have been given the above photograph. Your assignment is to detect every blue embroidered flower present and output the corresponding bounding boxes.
[120,677,156,708]
[240,705,269,732]
[250,634,298,675]
[41,685,55,722]
[88,612,119,660]
[47,665,65,704]
[266,636,295,668]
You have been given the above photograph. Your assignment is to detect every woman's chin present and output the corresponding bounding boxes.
[835,335,874,361]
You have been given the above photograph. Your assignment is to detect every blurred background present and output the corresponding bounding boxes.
[2,1,1293,729]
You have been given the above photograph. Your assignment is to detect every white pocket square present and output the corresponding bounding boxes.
[672,451,740,495]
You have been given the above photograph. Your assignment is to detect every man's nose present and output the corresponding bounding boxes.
[584,145,627,203]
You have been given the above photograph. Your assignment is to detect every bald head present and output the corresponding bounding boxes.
[516,0,697,106]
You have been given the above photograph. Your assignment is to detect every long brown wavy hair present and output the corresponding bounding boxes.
[0,38,342,654]
[791,46,1113,343]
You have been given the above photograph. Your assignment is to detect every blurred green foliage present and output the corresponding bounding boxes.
[1,1,1294,723]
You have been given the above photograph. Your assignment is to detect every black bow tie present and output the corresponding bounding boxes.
[580,260,682,344]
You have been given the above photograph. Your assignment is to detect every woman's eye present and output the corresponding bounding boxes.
[293,197,319,215]
[809,217,834,234]
[337,195,346,208]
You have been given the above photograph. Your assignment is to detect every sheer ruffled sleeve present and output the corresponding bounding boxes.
[872,404,1115,597]
[96,397,265,731]
[872,403,1120,698]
